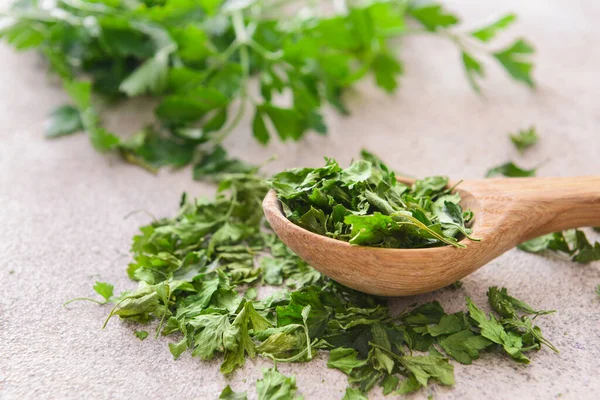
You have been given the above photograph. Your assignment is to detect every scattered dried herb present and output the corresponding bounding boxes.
[270,152,478,249]
[0,0,534,179]
[519,230,600,264]
[510,126,538,153]
[134,330,149,341]
[485,161,537,178]
[68,161,556,398]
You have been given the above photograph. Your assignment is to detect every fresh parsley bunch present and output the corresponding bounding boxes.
[270,151,478,248]
[1,0,534,178]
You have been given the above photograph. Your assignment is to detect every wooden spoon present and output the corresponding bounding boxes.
[263,177,600,296]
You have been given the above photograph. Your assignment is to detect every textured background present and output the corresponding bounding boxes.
[1,0,599,399]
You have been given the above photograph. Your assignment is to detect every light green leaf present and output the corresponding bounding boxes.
[219,385,248,400]
[342,387,367,400]
[256,368,300,400]
[461,52,485,94]
[120,54,170,96]
[438,330,491,364]
[93,281,114,302]
[134,330,149,341]
[493,39,535,88]
[253,109,270,145]
[471,14,517,42]
[327,348,368,375]
[485,162,536,178]
[45,105,83,138]
[510,126,538,153]
[409,4,459,31]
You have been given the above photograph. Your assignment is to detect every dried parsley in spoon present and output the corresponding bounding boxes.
[269,151,478,249]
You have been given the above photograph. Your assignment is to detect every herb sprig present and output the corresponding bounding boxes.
[1,0,534,178]
[270,151,478,248]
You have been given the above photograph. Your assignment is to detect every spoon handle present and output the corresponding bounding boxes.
[464,176,600,239]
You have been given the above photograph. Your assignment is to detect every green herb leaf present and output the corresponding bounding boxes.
[342,387,368,400]
[466,297,530,363]
[519,229,600,264]
[134,330,149,341]
[219,385,248,400]
[485,162,536,178]
[253,109,270,145]
[409,4,459,31]
[438,330,491,364]
[256,368,300,400]
[371,51,403,92]
[493,39,535,88]
[381,374,399,395]
[120,55,170,96]
[510,126,538,153]
[327,348,368,375]
[471,14,517,42]
[487,286,554,319]
[45,105,84,138]
[461,52,485,93]
[93,282,114,302]
[399,354,455,388]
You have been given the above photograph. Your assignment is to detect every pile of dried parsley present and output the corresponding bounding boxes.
[270,151,477,249]
[77,154,557,399]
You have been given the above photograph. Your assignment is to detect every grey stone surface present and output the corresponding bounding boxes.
[1,0,599,399]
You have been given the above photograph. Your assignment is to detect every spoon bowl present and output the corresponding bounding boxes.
[263,177,600,296]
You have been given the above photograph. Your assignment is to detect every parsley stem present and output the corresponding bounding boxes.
[63,297,105,307]
[248,40,282,61]
[212,97,247,145]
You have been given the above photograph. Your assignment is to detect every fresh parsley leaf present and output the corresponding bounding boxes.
[438,330,491,364]
[471,14,517,42]
[134,330,149,341]
[381,374,399,394]
[93,282,114,302]
[193,146,256,181]
[493,39,536,88]
[409,4,460,31]
[487,286,554,319]
[570,230,600,263]
[510,126,538,153]
[461,52,485,93]
[219,385,248,400]
[256,368,300,400]
[120,53,170,97]
[519,230,600,264]
[466,297,530,363]
[371,51,403,92]
[399,354,455,388]
[45,105,84,138]
[342,387,367,400]
[485,162,537,177]
[252,109,271,145]
[327,348,368,375]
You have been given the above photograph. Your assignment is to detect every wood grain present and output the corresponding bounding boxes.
[263,177,600,296]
